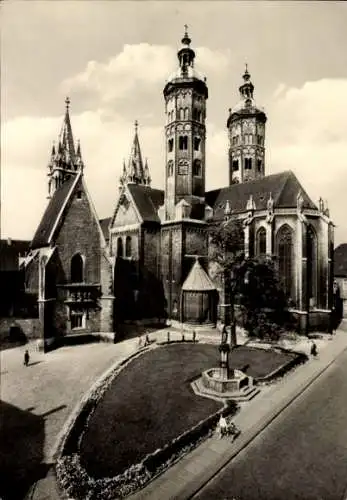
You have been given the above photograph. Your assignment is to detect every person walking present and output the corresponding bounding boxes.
[24,349,30,367]
[310,341,318,358]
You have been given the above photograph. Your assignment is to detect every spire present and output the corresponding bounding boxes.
[177,24,196,71]
[119,121,152,187]
[239,64,254,102]
[47,98,84,197]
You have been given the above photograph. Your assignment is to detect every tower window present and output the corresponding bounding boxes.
[232,160,239,171]
[184,108,189,120]
[178,160,189,175]
[76,190,82,199]
[257,159,262,172]
[197,111,202,121]
[179,108,185,120]
[257,135,263,145]
[179,136,188,150]
[167,160,174,176]
[245,158,252,170]
[194,137,201,151]
[193,159,202,176]
[168,138,174,152]
[193,108,198,121]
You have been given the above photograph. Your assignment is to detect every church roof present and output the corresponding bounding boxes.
[334,244,347,277]
[182,259,216,292]
[206,170,317,221]
[99,217,111,243]
[127,184,164,223]
[31,175,77,249]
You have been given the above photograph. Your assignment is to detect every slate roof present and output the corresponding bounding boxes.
[182,259,216,292]
[31,176,77,249]
[99,217,111,242]
[127,184,164,223]
[334,244,347,277]
[205,170,317,221]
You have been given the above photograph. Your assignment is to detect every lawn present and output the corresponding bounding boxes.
[80,343,298,479]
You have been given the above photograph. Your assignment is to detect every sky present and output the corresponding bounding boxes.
[2,1,347,245]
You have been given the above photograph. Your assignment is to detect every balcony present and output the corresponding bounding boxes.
[57,283,101,305]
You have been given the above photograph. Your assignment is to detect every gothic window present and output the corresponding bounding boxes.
[179,108,184,120]
[167,160,174,176]
[71,254,84,283]
[168,138,174,152]
[232,160,239,171]
[257,159,262,172]
[245,158,252,170]
[256,227,267,256]
[178,160,189,175]
[117,237,123,258]
[179,136,188,150]
[276,225,293,298]
[125,236,132,258]
[244,135,249,145]
[307,225,318,305]
[193,159,202,176]
[184,108,189,120]
[257,135,263,145]
[194,137,201,151]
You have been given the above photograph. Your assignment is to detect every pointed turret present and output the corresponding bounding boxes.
[47,98,84,198]
[119,121,152,187]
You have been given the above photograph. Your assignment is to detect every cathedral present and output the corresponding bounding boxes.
[24,28,334,349]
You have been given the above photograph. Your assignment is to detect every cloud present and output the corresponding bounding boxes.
[62,43,231,104]
[2,78,347,247]
[267,78,347,243]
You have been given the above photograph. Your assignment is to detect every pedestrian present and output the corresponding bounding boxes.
[24,349,30,367]
[218,414,228,438]
[310,341,318,358]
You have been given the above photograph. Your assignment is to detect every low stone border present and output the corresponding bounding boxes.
[54,343,238,499]
[254,347,308,385]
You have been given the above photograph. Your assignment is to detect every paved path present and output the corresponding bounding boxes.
[1,327,346,500]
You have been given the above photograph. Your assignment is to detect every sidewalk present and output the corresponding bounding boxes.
[129,328,347,500]
[18,326,347,500]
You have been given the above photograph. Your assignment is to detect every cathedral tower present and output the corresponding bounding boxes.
[227,66,267,184]
[163,26,208,220]
[47,97,84,198]
[119,120,151,188]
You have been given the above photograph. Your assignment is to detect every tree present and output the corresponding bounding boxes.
[209,218,290,342]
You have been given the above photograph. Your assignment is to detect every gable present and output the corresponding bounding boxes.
[111,189,141,228]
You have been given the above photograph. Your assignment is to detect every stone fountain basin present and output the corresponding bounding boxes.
[202,368,253,394]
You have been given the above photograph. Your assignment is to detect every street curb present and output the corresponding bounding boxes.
[178,343,347,499]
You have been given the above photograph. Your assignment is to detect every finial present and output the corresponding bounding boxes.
[181,24,191,46]
[243,64,250,81]
[134,120,138,133]
[65,96,70,111]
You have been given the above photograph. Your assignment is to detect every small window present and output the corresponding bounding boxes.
[192,108,198,121]
[168,138,174,152]
[193,159,202,176]
[76,190,82,199]
[194,137,201,151]
[179,136,188,150]
[179,108,184,120]
[184,108,189,120]
[71,311,85,330]
[197,111,202,121]
[125,236,132,257]
[71,254,84,283]
[117,237,123,258]
[257,159,262,172]
[167,160,174,176]
[232,160,239,171]
[245,158,252,170]
[178,160,189,175]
